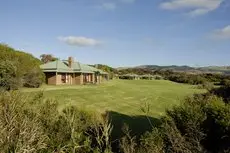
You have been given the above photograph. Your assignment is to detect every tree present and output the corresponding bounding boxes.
[40,54,58,63]
[0,60,21,90]
[23,69,44,88]
[0,44,44,89]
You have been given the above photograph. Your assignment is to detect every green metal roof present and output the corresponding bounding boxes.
[40,60,73,72]
[63,61,81,70]
[40,60,108,75]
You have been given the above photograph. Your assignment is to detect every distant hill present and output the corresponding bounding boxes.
[89,64,230,75]
[135,65,195,71]
[116,65,230,75]
[197,66,230,75]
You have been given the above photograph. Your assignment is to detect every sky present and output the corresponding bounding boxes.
[1,0,230,67]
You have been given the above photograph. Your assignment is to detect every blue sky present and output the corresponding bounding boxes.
[1,0,230,67]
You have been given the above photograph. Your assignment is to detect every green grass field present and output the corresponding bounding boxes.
[23,79,204,117]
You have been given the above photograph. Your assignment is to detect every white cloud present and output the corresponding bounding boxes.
[210,25,230,40]
[160,0,223,16]
[101,3,117,10]
[58,36,102,47]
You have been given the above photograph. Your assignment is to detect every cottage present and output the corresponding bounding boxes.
[40,57,108,85]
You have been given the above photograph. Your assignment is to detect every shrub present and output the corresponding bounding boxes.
[197,81,214,91]
[139,94,230,153]
[0,91,113,153]
[23,69,44,88]
[0,60,22,90]
[119,124,137,153]
[220,79,230,86]
[202,100,230,152]
[0,44,44,89]
[154,75,163,80]
[210,85,230,103]
[167,73,207,85]
[139,128,164,153]
[0,91,47,152]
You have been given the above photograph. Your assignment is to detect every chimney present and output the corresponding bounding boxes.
[68,57,74,68]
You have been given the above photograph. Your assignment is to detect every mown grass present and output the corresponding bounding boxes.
[23,79,204,117]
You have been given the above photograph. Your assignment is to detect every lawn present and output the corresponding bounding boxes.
[23,79,204,117]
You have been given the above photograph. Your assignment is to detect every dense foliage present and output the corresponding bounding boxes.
[118,67,230,86]
[0,91,112,152]
[210,85,230,104]
[0,60,21,90]
[0,44,44,89]
[139,93,230,153]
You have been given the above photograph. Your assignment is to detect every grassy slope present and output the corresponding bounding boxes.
[23,79,204,117]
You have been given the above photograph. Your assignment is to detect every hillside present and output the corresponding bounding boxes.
[117,65,230,75]
[0,44,44,89]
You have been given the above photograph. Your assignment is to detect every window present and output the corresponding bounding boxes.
[61,74,66,83]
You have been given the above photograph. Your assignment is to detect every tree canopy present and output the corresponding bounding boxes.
[40,54,58,63]
[0,44,44,89]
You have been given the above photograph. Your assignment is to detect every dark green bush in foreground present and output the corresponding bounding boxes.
[140,94,230,153]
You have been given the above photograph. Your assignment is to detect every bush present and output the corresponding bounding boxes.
[139,128,164,153]
[202,100,230,152]
[220,79,230,86]
[0,44,44,89]
[210,85,230,103]
[0,91,47,152]
[0,60,22,90]
[0,91,113,153]
[197,81,214,91]
[167,73,207,85]
[139,94,230,153]
[23,69,44,88]
[154,75,163,80]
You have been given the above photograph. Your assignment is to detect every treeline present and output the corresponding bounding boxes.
[1,84,230,152]
[118,68,230,86]
[162,71,230,86]
[0,44,44,90]
[118,68,152,75]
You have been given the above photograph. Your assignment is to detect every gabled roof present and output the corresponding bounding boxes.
[40,60,108,74]
[40,60,73,72]
[78,63,95,74]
